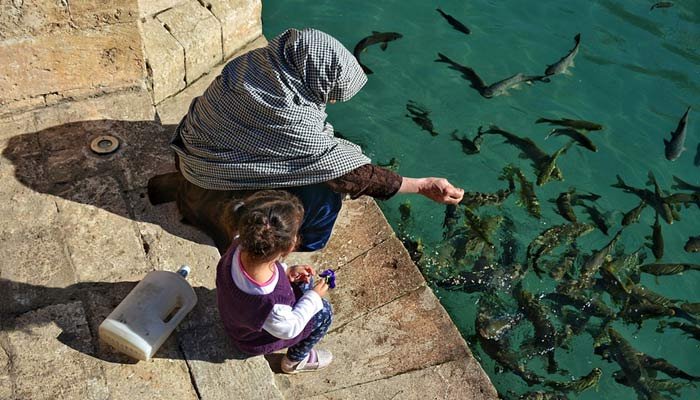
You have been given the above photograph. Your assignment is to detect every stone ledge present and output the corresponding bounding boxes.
[140,17,186,104]
[201,0,262,59]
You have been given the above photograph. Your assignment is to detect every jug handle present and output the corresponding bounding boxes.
[165,302,193,329]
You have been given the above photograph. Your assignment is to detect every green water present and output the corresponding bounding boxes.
[263,1,699,398]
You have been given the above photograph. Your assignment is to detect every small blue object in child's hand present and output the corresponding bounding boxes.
[318,269,336,289]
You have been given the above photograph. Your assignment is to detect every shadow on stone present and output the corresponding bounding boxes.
[0,278,250,364]
[1,119,213,247]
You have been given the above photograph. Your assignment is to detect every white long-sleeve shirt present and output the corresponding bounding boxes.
[230,247,323,340]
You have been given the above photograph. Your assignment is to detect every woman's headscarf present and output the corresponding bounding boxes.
[171,28,371,190]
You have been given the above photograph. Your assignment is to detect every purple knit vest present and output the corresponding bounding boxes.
[216,244,315,355]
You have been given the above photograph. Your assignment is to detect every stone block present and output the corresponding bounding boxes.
[4,302,110,400]
[285,196,394,271]
[127,188,220,284]
[177,323,284,400]
[307,360,498,400]
[0,226,76,315]
[31,89,156,133]
[326,237,426,326]
[156,35,267,124]
[0,111,38,140]
[81,288,200,400]
[201,0,262,58]
[68,0,139,29]
[156,2,222,84]
[140,17,186,103]
[0,23,146,106]
[54,175,152,282]
[137,0,189,18]
[275,287,471,398]
[115,121,177,191]
[0,336,11,399]
[0,0,72,40]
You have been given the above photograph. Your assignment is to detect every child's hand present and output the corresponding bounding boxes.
[287,264,314,283]
[312,279,329,297]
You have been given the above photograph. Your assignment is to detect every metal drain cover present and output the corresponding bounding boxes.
[90,135,120,155]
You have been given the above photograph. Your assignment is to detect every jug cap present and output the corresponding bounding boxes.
[177,265,191,279]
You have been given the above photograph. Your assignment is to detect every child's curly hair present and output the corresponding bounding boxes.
[232,190,304,262]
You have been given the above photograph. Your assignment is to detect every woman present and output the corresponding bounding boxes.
[151,28,464,253]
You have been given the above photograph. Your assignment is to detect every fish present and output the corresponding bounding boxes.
[518,392,569,400]
[544,33,581,76]
[650,2,674,11]
[620,301,675,325]
[642,378,692,397]
[435,53,488,95]
[546,128,597,152]
[544,368,602,393]
[484,126,563,181]
[535,117,604,131]
[476,325,543,385]
[648,213,664,261]
[639,263,700,275]
[554,191,577,222]
[607,328,645,383]
[571,191,602,202]
[671,175,700,192]
[695,143,700,166]
[443,204,460,239]
[575,229,623,290]
[451,127,484,155]
[581,203,610,235]
[680,302,700,315]
[463,208,502,246]
[621,200,647,226]
[436,8,471,35]
[353,31,403,75]
[459,175,515,210]
[405,100,439,136]
[401,237,424,264]
[664,106,691,161]
[398,201,411,222]
[685,236,700,252]
[536,141,573,186]
[548,246,579,281]
[526,222,594,275]
[646,171,675,223]
[664,321,700,340]
[502,164,541,219]
[639,354,700,381]
[377,157,399,172]
[612,175,674,224]
[514,285,559,373]
[482,73,551,98]
[544,291,616,320]
[476,311,523,341]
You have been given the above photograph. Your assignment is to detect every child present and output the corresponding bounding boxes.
[216,190,333,373]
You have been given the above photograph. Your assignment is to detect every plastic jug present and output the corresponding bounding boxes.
[99,266,197,361]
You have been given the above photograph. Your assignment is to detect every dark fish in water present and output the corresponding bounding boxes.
[612,175,674,224]
[482,73,551,98]
[664,106,691,161]
[648,213,664,261]
[695,143,700,166]
[646,171,675,224]
[460,174,515,209]
[621,200,647,226]
[545,33,581,76]
[544,368,602,393]
[685,236,700,252]
[544,291,616,320]
[535,117,604,131]
[680,302,700,315]
[607,328,645,383]
[581,203,610,235]
[571,191,602,203]
[643,378,693,397]
[620,300,675,325]
[514,284,559,373]
[640,354,700,381]
[451,127,484,155]
[401,236,424,264]
[546,128,597,152]
[463,208,502,246]
[671,175,700,192]
[476,323,543,385]
[435,53,488,95]
[398,201,411,222]
[484,126,563,181]
[518,391,569,400]
[576,229,623,290]
[650,2,674,11]
[353,31,403,75]
[536,141,573,186]
[502,164,541,219]
[554,191,577,222]
[663,321,700,340]
[629,285,675,308]
[548,246,579,281]
[476,311,522,341]
[640,263,700,275]
[436,8,471,35]
[405,100,439,136]
[443,204,459,239]
[526,222,594,275]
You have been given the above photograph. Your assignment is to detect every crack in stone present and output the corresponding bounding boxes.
[178,342,203,400]
[159,21,189,86]
[197,0,224,63]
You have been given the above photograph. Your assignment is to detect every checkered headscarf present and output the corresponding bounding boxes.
[170,28,370,190]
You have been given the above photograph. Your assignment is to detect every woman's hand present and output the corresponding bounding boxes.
[399,177,464,204]
[287,264,314,283]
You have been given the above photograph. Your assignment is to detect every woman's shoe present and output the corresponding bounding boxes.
[281,349,333,374]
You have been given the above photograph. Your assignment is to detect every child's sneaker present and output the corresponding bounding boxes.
[281,349,333,374]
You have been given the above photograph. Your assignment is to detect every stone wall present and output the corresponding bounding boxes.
[0,0,262,133]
